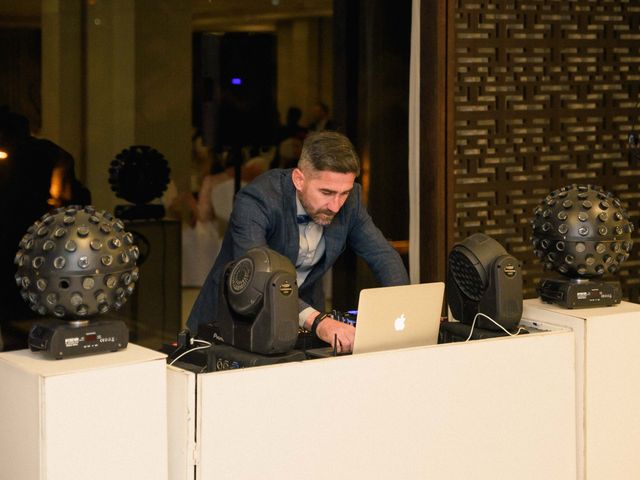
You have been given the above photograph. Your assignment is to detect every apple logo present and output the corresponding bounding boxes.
[394,313,406,331]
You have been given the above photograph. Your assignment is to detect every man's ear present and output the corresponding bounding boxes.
[292,167,305,191]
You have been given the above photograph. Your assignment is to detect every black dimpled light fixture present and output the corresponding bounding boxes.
[14,206,137,358]
[108,145,171,220]
[531,184,635,308]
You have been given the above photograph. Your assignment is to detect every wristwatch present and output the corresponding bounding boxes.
[310,312,331,336]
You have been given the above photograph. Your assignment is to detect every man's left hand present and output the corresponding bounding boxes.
[315,317,356,353]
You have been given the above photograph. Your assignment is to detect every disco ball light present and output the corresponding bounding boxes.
[108,145,170,205]
[108,145,170,220]
[531,184,634,278]
[14,206,140,319]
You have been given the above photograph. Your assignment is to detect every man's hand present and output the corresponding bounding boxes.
[315,317,356,353]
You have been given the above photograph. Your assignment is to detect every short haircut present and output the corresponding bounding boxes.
[298,131,360,176]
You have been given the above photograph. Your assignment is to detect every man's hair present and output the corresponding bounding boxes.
[298,131,360,176]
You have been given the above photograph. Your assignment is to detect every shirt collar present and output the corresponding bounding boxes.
[295,194,307,217]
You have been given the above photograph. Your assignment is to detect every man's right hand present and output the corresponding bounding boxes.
[315,317,356,354]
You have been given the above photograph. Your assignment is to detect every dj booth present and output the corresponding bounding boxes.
[167,319,576,480]
[7,302,640,479]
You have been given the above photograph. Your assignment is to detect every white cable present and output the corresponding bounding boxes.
[169,345,211,366]
[464,312,526,342]
[192,338,212,346]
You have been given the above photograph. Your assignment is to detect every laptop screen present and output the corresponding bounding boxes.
[353,282,445,354]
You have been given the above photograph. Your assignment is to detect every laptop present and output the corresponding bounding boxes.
[306,282,445,357]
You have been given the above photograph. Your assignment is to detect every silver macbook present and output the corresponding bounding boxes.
[353,282,445,354]
[307,282,445,357]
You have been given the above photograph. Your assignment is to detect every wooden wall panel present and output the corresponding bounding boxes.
[451,0,640,299]
[420,0,450,283]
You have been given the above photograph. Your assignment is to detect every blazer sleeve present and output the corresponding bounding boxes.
[227,186,272,257]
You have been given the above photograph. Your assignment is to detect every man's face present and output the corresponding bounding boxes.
[292,167,356,226]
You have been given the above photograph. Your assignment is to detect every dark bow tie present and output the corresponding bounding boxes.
[296,214,312,224]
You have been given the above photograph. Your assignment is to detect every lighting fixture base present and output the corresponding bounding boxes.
[538,277,622,309]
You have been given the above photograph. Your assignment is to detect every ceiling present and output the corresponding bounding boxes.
[192,0,332,31]
[0,0,332,30]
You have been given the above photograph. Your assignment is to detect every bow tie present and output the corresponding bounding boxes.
[296,214,312,224]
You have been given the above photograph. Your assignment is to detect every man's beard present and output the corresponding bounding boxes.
[311,211,335,226]
[299,197,335,226]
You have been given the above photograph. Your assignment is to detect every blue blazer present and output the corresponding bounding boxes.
[187,168,409,330]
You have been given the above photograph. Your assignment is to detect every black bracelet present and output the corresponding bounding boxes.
[310,312,331,336]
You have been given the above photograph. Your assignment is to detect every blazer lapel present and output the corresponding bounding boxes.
[321,220,345,267]
[282,172,300,265]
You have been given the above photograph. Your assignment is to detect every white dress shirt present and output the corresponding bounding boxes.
[295,195,325,326]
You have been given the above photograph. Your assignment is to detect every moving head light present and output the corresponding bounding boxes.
[214,247,299,355]
[447,233,523,331]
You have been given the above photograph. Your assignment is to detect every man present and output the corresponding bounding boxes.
[307,102,337,132]
[187,131,409,353]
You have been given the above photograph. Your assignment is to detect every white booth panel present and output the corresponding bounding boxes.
[0,355,41,480]
[523,299,640,480]
[195,330,576,480]
[168,365,197,480]
[0,344,168,480]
